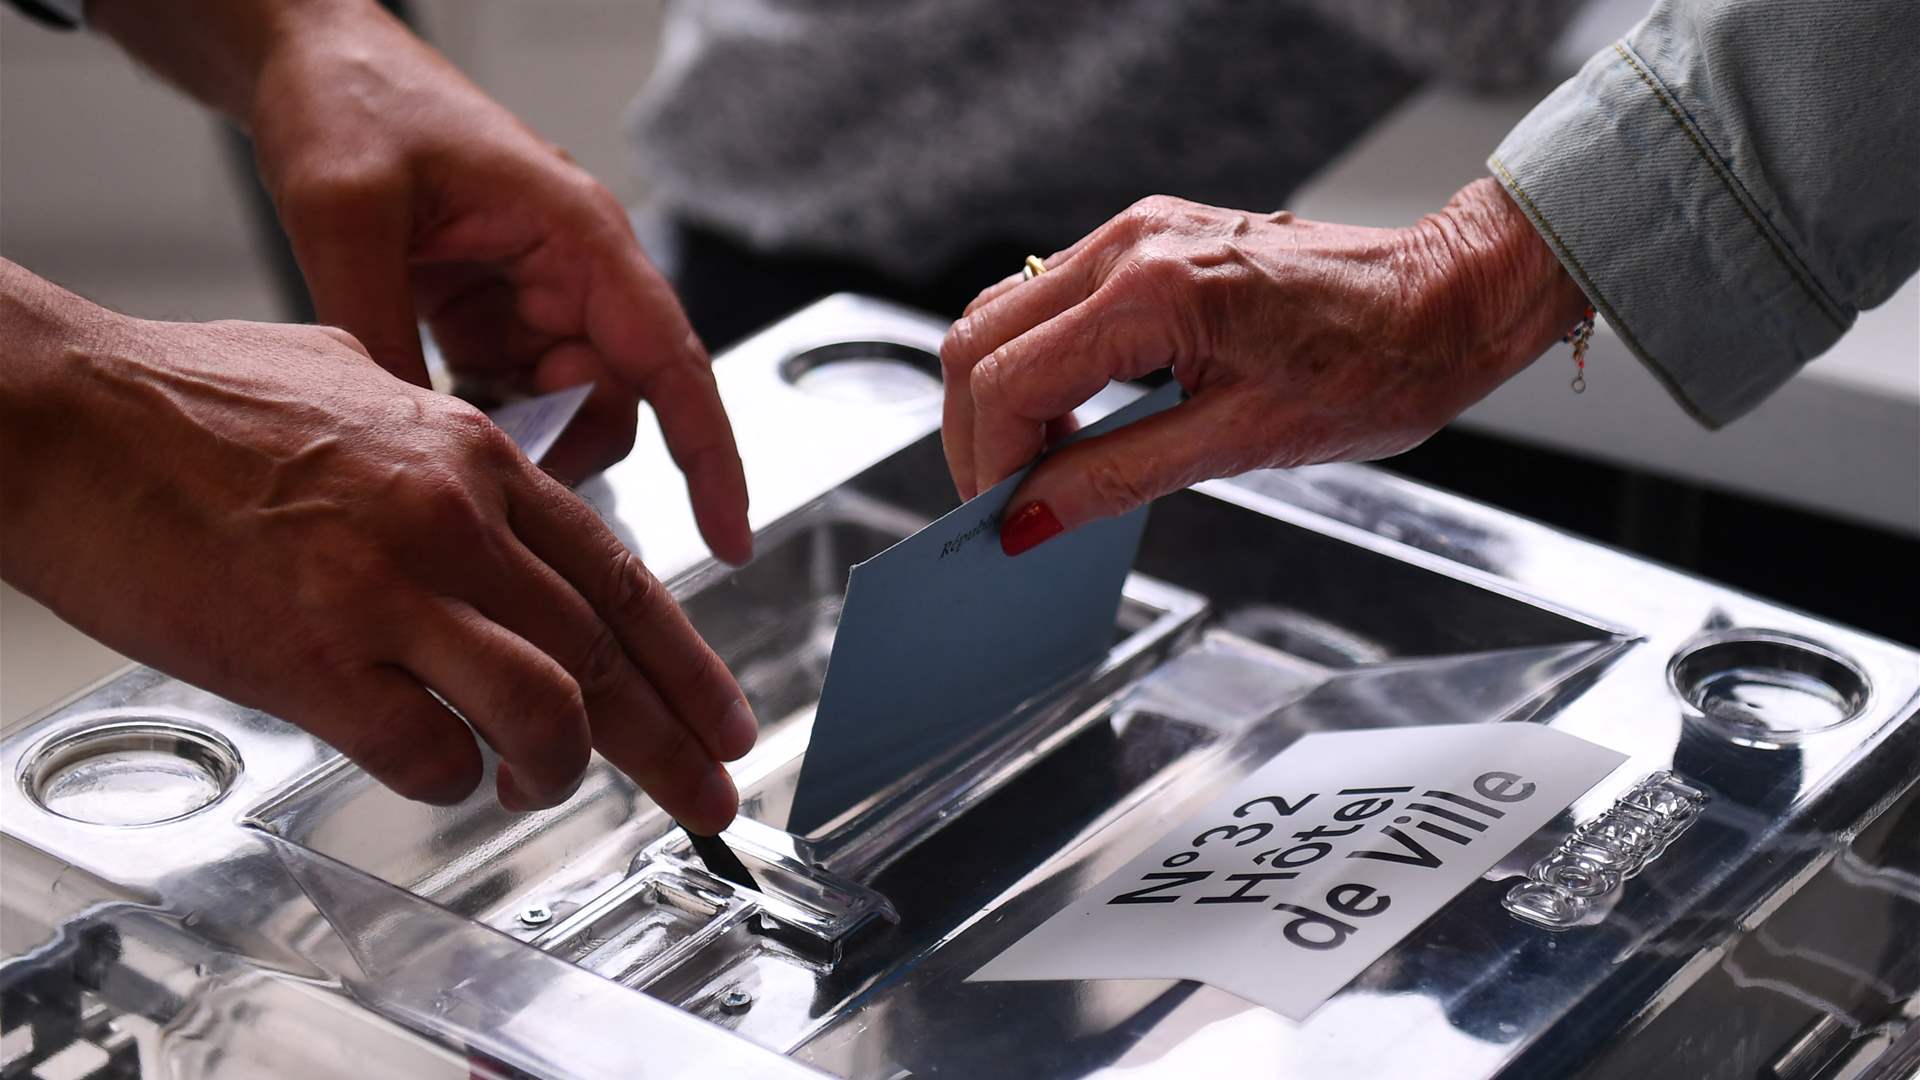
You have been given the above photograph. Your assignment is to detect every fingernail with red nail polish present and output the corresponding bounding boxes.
[1000,501,1063,557]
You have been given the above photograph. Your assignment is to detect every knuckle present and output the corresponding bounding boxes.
[403,472,493,540]
[439,400,523,468]
[1122,194,1178,232]
[588,181,630,225]
[671,326,713,371]
[278,160,404,231]
[1082,455,1152,514]
[572,622,631,703]
[967,354,1005,407]
[1134,247,1193,285]
[1109,256,1202,342]
[670,324,710,363]
[600,548,659,623]
[438,398,505,446]
[941,320,984,375]
[309,324,369,356]
[1104,247,1168,295]
[560,168,633,238]
[631,345,697,400]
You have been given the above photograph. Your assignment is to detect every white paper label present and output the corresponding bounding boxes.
[969,723,1625,1020]
[486,384,593,466]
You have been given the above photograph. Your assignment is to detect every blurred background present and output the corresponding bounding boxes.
[3,0,1915,725]
[1,0,667,323]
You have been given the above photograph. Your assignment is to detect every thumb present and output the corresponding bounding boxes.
[284,188,428,386]
[999,394,1242,557]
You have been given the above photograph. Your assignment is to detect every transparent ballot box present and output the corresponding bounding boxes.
[4,296,1916,1080]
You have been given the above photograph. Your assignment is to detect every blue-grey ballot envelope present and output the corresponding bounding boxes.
[786,382,1183,834]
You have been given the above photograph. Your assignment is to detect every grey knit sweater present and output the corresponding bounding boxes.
[627,0,1577,279]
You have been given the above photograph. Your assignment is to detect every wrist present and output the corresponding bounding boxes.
[0,260,128,398]
[1404,177,1590,384]
[88,0,394,127]
[243,0,426,134]
[0,262,133,577]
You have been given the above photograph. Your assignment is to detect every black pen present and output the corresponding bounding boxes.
[685,828,760,892]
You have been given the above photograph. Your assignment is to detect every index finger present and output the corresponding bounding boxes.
[505,466,755,832]
[584,244,752,566]
[969,283,1186,493]
[941,249,1101,498]
[959,230,1104,318]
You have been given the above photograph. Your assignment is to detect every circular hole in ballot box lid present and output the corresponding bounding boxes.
[781,341,942,405]
[22,715,242,826]
[1668,629,1870,746]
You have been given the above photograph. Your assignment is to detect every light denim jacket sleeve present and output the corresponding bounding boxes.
[1488,0,1919,427]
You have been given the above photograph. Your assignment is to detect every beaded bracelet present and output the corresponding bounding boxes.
[1563,305,1596,393]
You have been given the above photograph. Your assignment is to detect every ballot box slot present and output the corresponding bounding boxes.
[698,566,1207,854]
[518,633,1304,1054]
[549,631,1327,1054]
[675,489,930,740]
[665,467,1215,863]
[798,571,1209,879]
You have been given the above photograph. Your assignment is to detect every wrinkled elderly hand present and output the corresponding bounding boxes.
[0,272,753,831]
[940,179,1588,554]
[92,0,749,564]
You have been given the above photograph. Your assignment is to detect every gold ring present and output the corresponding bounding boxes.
[1021,254,1048,281]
